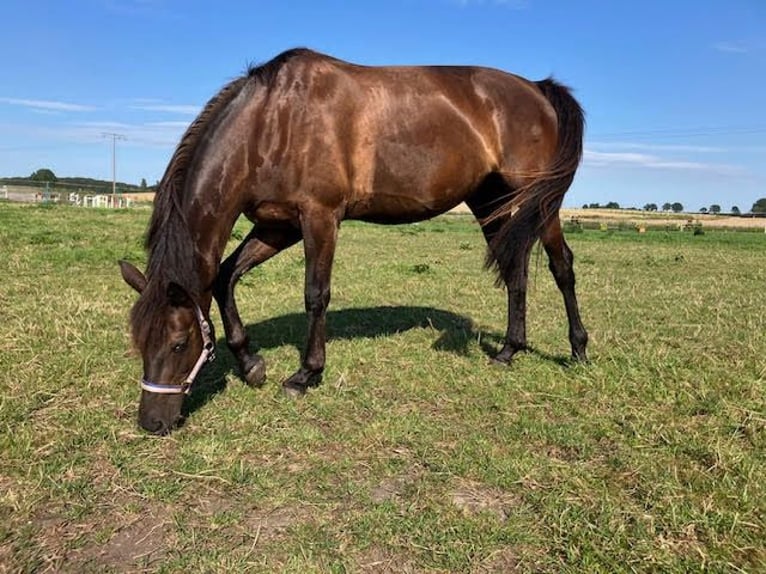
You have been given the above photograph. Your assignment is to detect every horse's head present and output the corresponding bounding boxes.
[119,261,215,435]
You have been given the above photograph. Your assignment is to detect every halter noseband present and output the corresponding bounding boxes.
[140,304,216,396]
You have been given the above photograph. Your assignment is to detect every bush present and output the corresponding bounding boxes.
[563,219,583,233]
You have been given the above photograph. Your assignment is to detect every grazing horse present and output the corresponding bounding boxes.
[119,48,588,435]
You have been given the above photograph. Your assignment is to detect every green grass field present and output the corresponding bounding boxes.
[1,202,764,573]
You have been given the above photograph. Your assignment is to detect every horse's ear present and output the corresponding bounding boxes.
[119,260,147,294]
[167,282,193,308]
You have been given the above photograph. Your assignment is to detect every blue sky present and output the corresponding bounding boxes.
[1,0,764,210]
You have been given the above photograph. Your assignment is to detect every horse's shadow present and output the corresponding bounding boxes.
[247,305,483,355]
[182,305,571,417]
[184,306,490,415]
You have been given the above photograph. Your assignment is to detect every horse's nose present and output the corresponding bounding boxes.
[140,416,170,435]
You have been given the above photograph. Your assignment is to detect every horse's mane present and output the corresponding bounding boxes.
[131,48,314,347]
[143,48,315,293]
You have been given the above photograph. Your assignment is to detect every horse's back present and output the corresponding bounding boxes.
[240,50,560,224]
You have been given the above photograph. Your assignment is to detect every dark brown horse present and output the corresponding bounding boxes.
[119,48,588,434]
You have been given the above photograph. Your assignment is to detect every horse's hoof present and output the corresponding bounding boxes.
[491,345,523,366]
[571,350,589,364]
[281,371,322,398]
[243,356,266,388]
[282,382,307,399]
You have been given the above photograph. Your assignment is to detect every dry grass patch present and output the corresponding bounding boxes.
[449,478,521,523]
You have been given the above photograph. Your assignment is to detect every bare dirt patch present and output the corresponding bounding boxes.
[179,488,319,545]
[90,510,172,571]
[239,503,316,544]
[369,466,424,504]
[54,500,173,573]
[472,547,523,573]
[354,545,418,573]
[471,545,550,574]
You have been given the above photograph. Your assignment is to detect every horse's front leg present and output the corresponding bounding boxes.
[213,225,300,387]
[283,208,339,397]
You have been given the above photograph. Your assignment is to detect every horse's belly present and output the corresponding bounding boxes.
[347,190,467,224]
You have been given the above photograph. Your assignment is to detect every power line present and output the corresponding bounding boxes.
[102,132,127,197]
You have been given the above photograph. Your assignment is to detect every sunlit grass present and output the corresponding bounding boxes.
[0,202,764,572]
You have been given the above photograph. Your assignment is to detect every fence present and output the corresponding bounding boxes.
[1,184,143,208]
[69,192,133,208]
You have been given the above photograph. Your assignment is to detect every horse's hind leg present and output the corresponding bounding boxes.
[213,224,301,387]
[495,238,534,363]
[540,216,588,361]
[483,215,535,364]
[467,181,535,364]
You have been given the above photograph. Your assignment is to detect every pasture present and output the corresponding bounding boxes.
[0,202,764,572]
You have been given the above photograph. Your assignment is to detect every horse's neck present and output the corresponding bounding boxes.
[181,191,240,294]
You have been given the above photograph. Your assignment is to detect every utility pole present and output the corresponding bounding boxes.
[102,132,126,202]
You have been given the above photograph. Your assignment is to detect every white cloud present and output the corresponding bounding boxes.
[0,97,96,113]
[583,149,744,176]
[130,103,200,115]
[588,141,726,154]
[146,121,192,128]
[0,119,185,148]
[454,0,527,7]
[74,120,186,146]
[713,41,749,54]
[103,0,166,16]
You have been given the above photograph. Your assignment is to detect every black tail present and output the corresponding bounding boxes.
[485,78,585,280]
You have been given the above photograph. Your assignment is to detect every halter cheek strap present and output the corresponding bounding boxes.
[140,304,216,396]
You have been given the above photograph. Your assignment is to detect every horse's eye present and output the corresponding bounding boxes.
[171,341,188,353]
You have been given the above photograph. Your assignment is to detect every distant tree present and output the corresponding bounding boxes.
[582,204,589,209]
[643,203,658,211]
[588,202,601,209]
[752,198,766,213]
[140,178,148,190]
[731,206,740,215]
[605,201,620,209]
[30,168,57,183]
[671,202,684,213]
[662,202,672,212]
[700,207,708,214]
[709,204,721,214]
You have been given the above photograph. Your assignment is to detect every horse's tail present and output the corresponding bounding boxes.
[485,78,584,280]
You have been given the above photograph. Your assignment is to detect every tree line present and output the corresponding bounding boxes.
[583,198,766,214]
[0,168,155,193]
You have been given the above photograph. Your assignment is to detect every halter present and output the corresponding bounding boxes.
[140,304,216,395]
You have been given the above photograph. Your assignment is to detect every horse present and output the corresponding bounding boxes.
[119,48,588,435]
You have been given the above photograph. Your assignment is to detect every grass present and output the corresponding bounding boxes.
[0,202,764,573]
